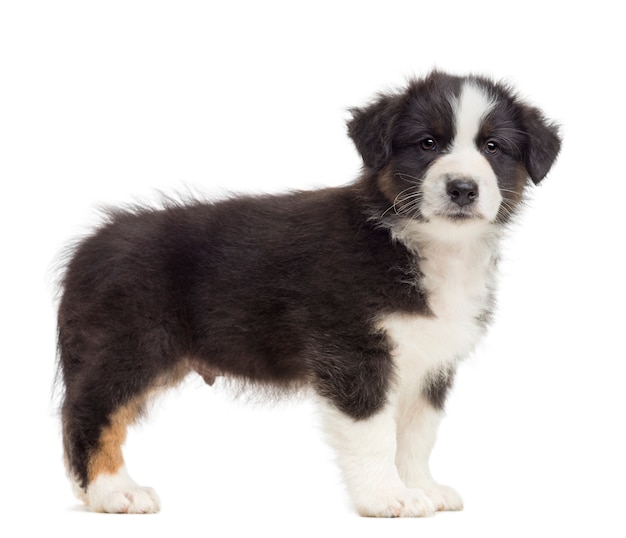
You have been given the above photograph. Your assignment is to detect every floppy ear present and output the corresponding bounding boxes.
[520,105,562,184]
[347,93,402,171]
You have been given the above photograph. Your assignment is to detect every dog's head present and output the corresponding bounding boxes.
[348,71,561,226]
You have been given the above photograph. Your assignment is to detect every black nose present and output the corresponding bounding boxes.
[447,179,479,207]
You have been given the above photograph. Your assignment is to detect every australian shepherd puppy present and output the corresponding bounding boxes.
[57,71,561,517]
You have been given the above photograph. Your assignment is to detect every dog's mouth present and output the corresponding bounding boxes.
[434,204,485,221]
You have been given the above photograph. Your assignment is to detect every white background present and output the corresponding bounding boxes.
[1,1,625,536]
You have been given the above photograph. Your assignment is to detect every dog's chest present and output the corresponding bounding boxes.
[381,236,498,383]
[419,241,495,324]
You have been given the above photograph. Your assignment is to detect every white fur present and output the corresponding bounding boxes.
[320,84,503,514]
[420,82,501,221]
[453,82,496,150]
[395,402,464,511]
[318,399,436,517]
[388,221,497,502]
[319,219,499,516]
[85,466,160,514]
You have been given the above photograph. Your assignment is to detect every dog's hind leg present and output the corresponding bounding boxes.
[62,378,162,513]
[65,393,160,513]
[60,337,187,513]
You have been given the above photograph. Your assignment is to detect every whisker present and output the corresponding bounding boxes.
[497,199,517,221]
[498,188,523,200]
[395,192,423,205]
[498,188,521,194]
[380,184,423,218]
[394,185,422,199]
[394,172,422,184]
[381,203,399,218]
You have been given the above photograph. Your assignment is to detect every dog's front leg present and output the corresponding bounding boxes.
[318,400,436,517]
[395,396,464,512]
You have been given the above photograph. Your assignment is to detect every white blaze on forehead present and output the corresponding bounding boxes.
[452,82,496,149]
[415,81,502,225]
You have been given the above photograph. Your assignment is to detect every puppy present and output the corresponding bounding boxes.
[57,71,561,516]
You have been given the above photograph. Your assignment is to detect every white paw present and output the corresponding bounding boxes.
[419,481,463,512]
[85,467,161,514]
[89,485,160,514]
[356,487,436,518]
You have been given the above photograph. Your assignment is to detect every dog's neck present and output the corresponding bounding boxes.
[387,216,502,256]
[388,216,501,324]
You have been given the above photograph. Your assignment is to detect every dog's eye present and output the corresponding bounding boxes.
[420,138,437,151]
[484,140,500,155]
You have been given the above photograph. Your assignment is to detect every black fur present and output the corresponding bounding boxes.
[57,71,561,490]
[58,191,429,486]
[423,367,456,411]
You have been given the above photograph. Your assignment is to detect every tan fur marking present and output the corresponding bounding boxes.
[87,399,141,481]
[377,167,400,207]
[87,366,190,483]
